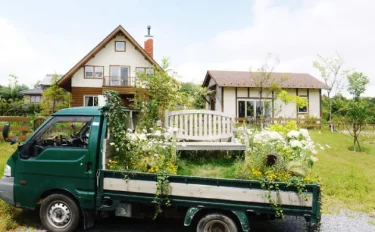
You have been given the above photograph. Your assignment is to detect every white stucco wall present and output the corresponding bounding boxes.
[215,87,222,111]
[237,88,247,97]
[72,35,153,87]
[223,87,236,118]
[274,89,297,118]
[308,89,320,118]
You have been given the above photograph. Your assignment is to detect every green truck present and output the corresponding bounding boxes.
[0,107,321,232]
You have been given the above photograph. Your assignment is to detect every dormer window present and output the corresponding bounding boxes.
[115,41,126,52]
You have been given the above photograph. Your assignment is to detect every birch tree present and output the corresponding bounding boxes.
[251,54,284,128]
[313,53,347,131]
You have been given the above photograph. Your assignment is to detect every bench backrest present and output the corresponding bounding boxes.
[165,110,234,141]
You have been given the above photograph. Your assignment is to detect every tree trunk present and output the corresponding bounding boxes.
[328,91,333,132]
[353,136,357,152]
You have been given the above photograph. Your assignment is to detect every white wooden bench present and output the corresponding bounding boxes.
[164,110,248,151]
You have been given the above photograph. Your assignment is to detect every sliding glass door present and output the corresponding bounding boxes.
[110,66,129,86]
[238,99,271,118]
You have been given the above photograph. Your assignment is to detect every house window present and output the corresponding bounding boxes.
[110,66,130,86]
[298,96,308,113]
[135,67,154,76]
[238,99,271,119]
[85,66,104,78]
[30,95,41,103]
[115,41,126,52]
[84,96,98,106]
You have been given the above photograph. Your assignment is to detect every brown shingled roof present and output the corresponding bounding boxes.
[204,70,327,89]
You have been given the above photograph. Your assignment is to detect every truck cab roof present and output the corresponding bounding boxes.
[54,107,104,116]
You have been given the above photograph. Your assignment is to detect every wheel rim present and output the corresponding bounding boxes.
[203,220,230,232]
[46,201,72,229]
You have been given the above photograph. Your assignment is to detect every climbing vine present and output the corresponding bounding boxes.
[102,90,177,218]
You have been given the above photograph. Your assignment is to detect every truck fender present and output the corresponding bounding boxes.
[183,207,201,227]
[232,210,250,232]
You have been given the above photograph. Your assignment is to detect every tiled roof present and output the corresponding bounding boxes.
[20,88,43,95]
[41,74,63,86]
[206,70,327,89]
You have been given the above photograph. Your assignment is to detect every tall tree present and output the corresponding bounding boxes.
[313,53,347,131]
[40,74,70,115]
[345,72,370,152]
[347,72,369,100]
[251,54,285,128]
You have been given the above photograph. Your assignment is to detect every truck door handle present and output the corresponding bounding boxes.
[85,162,92,173]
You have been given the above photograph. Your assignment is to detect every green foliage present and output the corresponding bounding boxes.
[269,121,298,135]
[136,58,184,129]
[0,75,29,101]
[135,58,210,130]
[102,90,177,218]
[347,72,369,100]
[179,82,209,109]
[278,90,308,107]
[345,100,371,152]
[40,74,70,116]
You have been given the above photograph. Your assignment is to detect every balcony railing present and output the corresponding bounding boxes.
[103,76,137,87]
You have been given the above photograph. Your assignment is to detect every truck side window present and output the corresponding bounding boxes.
[27,116,93,157]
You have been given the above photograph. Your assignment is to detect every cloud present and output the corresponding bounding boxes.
[175,0,375,96]
[0,18,40,87]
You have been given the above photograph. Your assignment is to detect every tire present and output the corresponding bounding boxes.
[40,194,80,232]
[197,213,238,232]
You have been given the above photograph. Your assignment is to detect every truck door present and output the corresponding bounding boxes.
[14,116,96,209]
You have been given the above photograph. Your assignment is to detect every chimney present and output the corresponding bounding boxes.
[144,25,154,58]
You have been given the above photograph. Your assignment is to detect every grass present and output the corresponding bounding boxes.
[310,129,375,215]
[177,152,241,178]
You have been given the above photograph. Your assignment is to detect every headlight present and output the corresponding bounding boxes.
[4,165,11,177]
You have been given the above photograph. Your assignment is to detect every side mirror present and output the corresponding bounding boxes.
[10,137,19,145]
[2,123,10,142]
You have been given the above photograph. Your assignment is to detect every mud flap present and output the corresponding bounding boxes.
[82,209,95,230]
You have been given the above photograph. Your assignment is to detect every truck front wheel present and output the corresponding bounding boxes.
[197,213,238,232]
[40,194,80,232]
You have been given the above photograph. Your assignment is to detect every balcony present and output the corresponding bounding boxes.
[103,76,137,87]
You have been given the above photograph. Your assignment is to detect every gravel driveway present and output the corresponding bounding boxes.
[26,210,374,232]
[82,210,375,232]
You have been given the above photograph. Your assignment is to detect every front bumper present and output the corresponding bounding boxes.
[0,176,14,205]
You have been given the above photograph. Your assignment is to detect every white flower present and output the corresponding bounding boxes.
[137,133,147,140]
[116,148,119,151]
[299,129,309,138]
[110,142,115,146]
[154,154,159,157]
[154,130,162,136]
[312,149,318,154]
[287,130,300,138]
[290,139,303,148]
[325,144,331,148]
[310,156,318,162]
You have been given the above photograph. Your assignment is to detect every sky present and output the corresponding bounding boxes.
[0,0,374,96]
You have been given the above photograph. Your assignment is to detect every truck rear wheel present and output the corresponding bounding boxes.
[197,213,238,232]
[40,194,80,232]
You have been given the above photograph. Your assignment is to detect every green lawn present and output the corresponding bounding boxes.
[0,130,374,230]
[310,130,375,215]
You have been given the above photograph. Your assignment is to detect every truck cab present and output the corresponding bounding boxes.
[0,107,103,231]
